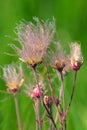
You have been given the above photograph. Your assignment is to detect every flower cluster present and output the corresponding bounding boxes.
[1,18,84,130]
[51,42,83,74]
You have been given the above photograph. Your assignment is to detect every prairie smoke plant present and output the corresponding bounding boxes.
[0,18,84,130]
[70,42,83,71]
[12,18,55,67]
[3,63,24,94]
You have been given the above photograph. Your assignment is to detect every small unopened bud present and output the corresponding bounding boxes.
[70,43,83,71]
[33,87,41,98]
[43,95,52,107]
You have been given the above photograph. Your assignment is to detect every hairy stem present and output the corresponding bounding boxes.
[43,58,53,94]
[60,122,63,130]
[55,107,60,124]
[59,72,66,130]
[33,67,38,84]
[45,64,57,108]
[66,70,77,116]
[48,106,53,130]
[34,99,41,130]
[60,72,66,113]
[45,65,61,129]
[33,67,42,130]
[43,102,57,130]
[46,65,53,94]
[14,94,22,130]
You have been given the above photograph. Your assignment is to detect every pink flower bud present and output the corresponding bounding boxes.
[70,43,83,71]
[29,82,44,99]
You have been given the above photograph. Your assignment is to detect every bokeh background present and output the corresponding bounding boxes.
[0,0,87,130]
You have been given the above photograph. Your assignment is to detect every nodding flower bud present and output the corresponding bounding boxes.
[52,54,66,72]
[51,43,67,72]
[29,82,44,99]
[70,43,83,71]
[43,95,52,108]
[3,63,24,95]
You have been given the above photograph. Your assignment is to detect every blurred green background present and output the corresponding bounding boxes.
[0,0,87,130]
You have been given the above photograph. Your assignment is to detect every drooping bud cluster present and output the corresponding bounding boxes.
[51,42,83,74]
[3,63,24,94]
[70,42,83,71]
[28,82,45,99]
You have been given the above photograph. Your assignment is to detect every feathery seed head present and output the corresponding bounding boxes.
[13,18,56,67]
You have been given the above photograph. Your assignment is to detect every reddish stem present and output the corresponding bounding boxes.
[33,67,42,130]
[66,70,77,116]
